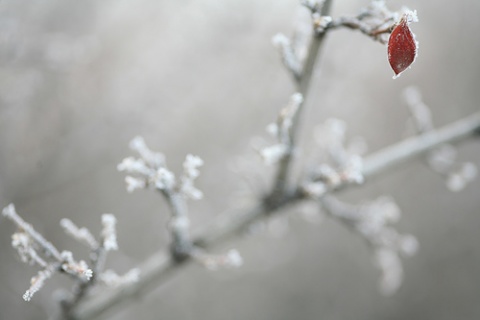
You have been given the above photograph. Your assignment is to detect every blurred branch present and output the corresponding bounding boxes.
[267,0,333,206]
[362,111,480,178]
[71,111,480,320]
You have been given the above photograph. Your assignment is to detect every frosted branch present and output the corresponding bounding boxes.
[2,204,94,302]
[3,204,63,261]
[71,111,480,320]
[319,195,418,294]
[315,1,417,44]
[404,86,478,191]
[23,268,55,302]
[266,0,333,207]
[302,118,365,198]
[272,33,302,79]
[258,93,303,166]
[118,136,241,264]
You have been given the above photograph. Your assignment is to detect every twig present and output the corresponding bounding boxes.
[362,111,480,178]
[319,195,418,295]
[326,16,393,43]
[71,111,480,320]
[3,204,63,261]
[2,205,94,303]
[58,214,119,319]
[267,0,333,207]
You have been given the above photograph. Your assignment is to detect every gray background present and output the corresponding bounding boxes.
[0,0,479,319]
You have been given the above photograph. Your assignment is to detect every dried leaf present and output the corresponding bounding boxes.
[388,14,418,78]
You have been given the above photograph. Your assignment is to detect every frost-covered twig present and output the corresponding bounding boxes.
[301,118,365,198]
[117,136,199,260]
[267,0,333,207]
[323,1,401,43]
[319,195,418,294]
[71,111,480,320]
[3,204,63,261]
[2,204,93,302]
[272,34,302,80]
[362,112,480,178]
[258,93,303,167]
[118,136,243,266]
[58,213,137,320]
[404,86,478,191]
[1,207,132,318]
[307,1,417,45]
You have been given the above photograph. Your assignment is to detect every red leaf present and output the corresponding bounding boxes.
[388,14,418,78]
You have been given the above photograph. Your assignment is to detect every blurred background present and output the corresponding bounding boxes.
[0,0,479,319]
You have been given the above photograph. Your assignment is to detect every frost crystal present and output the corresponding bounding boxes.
[403,9,418,23]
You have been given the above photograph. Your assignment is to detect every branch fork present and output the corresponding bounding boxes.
[118,136,243,267]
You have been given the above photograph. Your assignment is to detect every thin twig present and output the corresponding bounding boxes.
[3,205,63,261]
[267,0,333,207]
[326,16,393,44]
[362,111,480,178]
[71,111,480,320]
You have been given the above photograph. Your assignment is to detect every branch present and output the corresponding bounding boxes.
[267,0,333,206]
[71,111,480,320]
[362,111,480,178]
